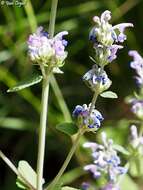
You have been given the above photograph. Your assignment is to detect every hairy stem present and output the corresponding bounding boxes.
[48,0,58,38]
[36,0,59,189]
[46,129,84,190]
[37,76,50,190]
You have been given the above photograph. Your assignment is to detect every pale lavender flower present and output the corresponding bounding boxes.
[112,23,133,43]
[89,10,133,66]
[129,50,143,86]
[83,65,112,92]
[27,27,68,69]
[130,99,143,119]
[101,183,120,190]
[130,125,143,155]
[72,104,104,130]
[108,45,123,62]
[81,182,90,190]
[83,132,127,183]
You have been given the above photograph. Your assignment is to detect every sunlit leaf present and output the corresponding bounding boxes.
[100,91,118,99]
[113,144,130,155]
[7,74,43,92]
[119,174,138,190]
[16,160,44,189]
[62,187,80,190]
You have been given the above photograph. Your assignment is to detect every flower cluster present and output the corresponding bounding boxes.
[83,65,112,93]
[89,10,133,66]
[129,99,143,119]
[130,125,143,155]
[72,104,104,130]
[101,183,120,190]
[83,132,127,183]
[129,50,143,86]
[27,27,68,70]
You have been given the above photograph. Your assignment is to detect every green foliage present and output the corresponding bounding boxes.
[56,122,78,136]
[7,74,43,92]
[62,187,80,190]
[16,161,44,189]
[119,175,138,190]
[0,0,143,189]
[100,91,118,99]
[113,144,130,156]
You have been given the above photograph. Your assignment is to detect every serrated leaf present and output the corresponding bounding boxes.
[62,187,80,190]
[113,144,130,155]
[100,91,118,99]
[7,74,43,92]
[16,160,44,189]
[56,122,78,136]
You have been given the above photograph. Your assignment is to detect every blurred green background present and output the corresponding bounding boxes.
[0,0,143,189]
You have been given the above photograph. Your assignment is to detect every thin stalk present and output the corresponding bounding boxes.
[89,90,99,114]
[46,129,84,190]
[37,76,50,190]
[37,0,59,189]
[46,90,100,190]
[50,75,72,122]
[48,0,58,38]
[0,151,36,190]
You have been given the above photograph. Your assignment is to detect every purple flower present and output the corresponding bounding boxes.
[129,50,143,86]
[72,104,104,130]
[89,10,133,66]
[108,45,123,62]
[130,125,143,155]
[27,27,68,68]
[83,132,127,183]
[81,182,90,190]
[83,65,112,92]
[112,23,133,43]
[130,99,143,118]
[101,183,120,190]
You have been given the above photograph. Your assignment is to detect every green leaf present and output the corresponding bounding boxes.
[119,174,138,190]
[16,160,44,189]
[130,157,143,177]
[62,187,80,190]
[7,74,43,92]
[113,144,130,155]
[56,122,78,136]
[100,91,118,99]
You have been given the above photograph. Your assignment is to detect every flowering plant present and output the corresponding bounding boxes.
[1,1,143,190]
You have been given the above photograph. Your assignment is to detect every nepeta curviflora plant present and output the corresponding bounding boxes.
[2,1,142,190]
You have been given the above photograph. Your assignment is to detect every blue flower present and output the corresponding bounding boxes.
[83,65,112,93]
[89,10,133,66]
[129,50,143,86]
[72,104,103,130]
[83,132,127,183]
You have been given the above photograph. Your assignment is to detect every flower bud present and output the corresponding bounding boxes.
[83,65,112,93]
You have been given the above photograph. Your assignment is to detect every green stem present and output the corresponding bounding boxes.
[46,91,99,190]
[48,0,58,38]
[89,90,99,114]
[46,129,84,190]
[36,0,58,189]
[37,76,50,190]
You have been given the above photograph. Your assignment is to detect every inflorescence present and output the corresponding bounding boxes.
[83,132,127,184]
[27,26,68,72]
[89,10,133,67]
[73,104,104,131]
